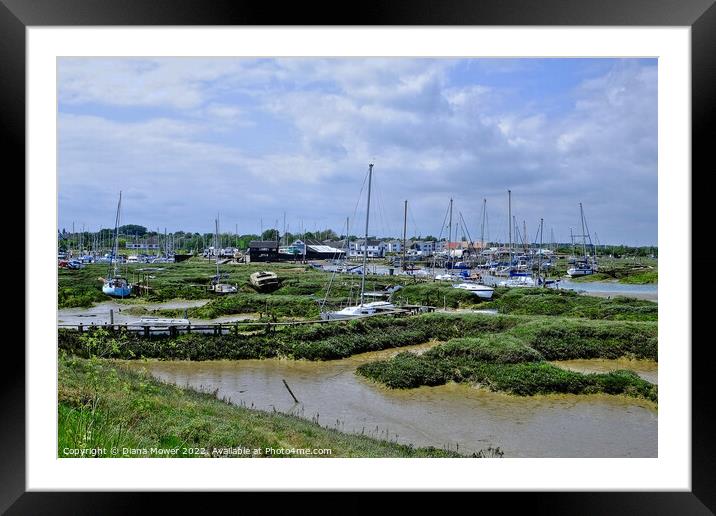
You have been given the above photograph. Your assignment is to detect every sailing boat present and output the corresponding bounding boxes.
[567,203,596,278]
[320,163,394,320]
[101,192,133,298]
[210,217,238,294]
[497,190,536,287]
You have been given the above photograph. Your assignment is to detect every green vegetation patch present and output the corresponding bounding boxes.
[425,334,543,364]
[357,353,657,402]
[619,271,658,284]
[58,312,522,362]
[190,293,320,319]
[508,318,657,361]
[484,288,657,321]
[397,283,485,308]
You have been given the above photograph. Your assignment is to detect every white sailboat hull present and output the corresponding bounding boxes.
[320,301,395,320]
[567,267,594,277]
[452,283,495,299]
[498,276,536,288]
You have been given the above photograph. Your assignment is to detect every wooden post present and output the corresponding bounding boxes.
[282,379,299,403]
[110,309,114,325]
[143,326,150,338]
[78,324,83,333]
[169,326,177,338]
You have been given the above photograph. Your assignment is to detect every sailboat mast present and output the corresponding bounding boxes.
[480,198,486,250]
[360,163,373,306]
[507,190,512,270]
[111,191,122,278]
[538,218,544,286]
[215,218,220,277]
[579,202,587,260]
[402,199,408,271]
[447,198,453,268]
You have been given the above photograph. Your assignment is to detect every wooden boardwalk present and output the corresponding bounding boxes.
[58,305,435,336]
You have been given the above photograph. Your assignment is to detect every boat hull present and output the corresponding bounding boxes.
[102,284,132,297]
[250,271,280,291]
[212,284,238,294]
[567,268,594,277]
[452,283,494,299]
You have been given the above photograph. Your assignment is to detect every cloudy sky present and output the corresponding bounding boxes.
[58,57,657,245]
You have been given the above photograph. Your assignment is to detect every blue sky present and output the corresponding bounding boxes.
[58,58,657,245]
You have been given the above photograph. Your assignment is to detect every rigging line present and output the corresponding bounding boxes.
[431,201,451,272]
[485,209,490,244]
[321,217,350,310]
[458,211,474,246]
[533,222,542,247]
[408,204,421,240]
[371,170,385,238]
[350,167,370,233]
[582,207,594,248]
[372,170,392,239]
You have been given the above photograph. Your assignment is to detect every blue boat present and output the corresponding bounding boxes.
[102,192,133,298]
[102,277,132,297]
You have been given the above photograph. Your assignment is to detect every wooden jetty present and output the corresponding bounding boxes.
[58,305,435,337]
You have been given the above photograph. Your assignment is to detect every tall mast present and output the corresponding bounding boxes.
[480,198,486,251]
[360,163,373,306]
[507,190,512,269]
[538,218,544,286]
[215,217,220,277]
[108,192,122,278]
[402,199,408,271]
[579,202,588,260]
[448,198,453,268]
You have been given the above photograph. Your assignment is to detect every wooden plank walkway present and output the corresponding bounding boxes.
[58,305,435,336]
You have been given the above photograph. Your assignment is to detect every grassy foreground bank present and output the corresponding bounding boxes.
[58,355,464,458]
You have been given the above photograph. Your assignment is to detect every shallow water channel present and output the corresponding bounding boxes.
[552,358,658,385]
[128,343,657,457]
[57,300,258,326]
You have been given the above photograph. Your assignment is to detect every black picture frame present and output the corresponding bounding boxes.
[4,0,713,512]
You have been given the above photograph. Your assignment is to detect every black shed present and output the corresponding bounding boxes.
[248,241,279,262]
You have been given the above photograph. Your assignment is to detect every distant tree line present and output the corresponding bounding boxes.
[57,225,657,257]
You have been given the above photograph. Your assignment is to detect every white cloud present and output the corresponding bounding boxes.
[58,58,657,244]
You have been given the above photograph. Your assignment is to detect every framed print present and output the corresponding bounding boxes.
[5,0,715,512]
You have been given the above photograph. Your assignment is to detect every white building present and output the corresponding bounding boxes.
[349,239,387,258]
[385,240,403,254]
[410,240,442,255]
